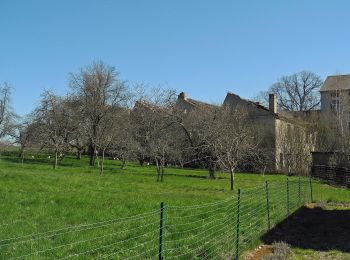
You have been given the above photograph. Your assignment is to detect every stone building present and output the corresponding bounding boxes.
[177,91,315,174]
[320,74,350,128]
[305,74,350,169]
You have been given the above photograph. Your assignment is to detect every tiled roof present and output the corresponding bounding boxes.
[320,75,350,92]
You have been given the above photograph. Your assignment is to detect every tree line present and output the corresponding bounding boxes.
[0,61,268,190]
[2,61,341,190]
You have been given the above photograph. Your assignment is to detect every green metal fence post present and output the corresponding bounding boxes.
[235,189,241,260]
[286,178,290,216]
[309,176,313,202]
[298,176,301,205]
[265,181,271,230]
[158,202,164,260]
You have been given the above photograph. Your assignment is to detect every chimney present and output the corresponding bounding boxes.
[178,92,187,100]
[269,93,277,113]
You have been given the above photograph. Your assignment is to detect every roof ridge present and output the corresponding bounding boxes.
[327,74,350,77]
[226,91,271,112]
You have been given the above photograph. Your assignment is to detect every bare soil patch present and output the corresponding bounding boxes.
[243,245,273,259]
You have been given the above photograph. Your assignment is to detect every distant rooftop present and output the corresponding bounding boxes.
[177,92,218,109]
[320,74,350,92]
[177,90,310,126]
[225,91,271,113]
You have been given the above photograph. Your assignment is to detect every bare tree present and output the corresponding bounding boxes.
[33,91,75,169]
[70,126,88,160]
[330,88,350,137]
[130,87,177,181]
[93,107,131,176]
[256,71,323,111]
[185,106,262,189]
[14,119,36,166]
[69,61,131,166]
[131,101,167,181]
[277,121,314,176]
[212,108,263,189]
[109,110,136,169]
[0,82,17,140]
[67,97,89,160]
[180,107,219,178]
[94,114,114,176]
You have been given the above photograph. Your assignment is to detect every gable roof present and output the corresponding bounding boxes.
[320,74,350,92]
[176,92,218,110]
[177,90,309,127]
[185,98,217,109]
[224,92,271,113]
[224,92,311,126]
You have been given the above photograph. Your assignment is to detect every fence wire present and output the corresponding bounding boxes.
[0,177,312,259]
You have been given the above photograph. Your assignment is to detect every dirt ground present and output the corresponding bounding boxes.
[243,245,273,259]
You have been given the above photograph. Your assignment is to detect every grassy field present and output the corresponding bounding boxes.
[0,151,349,259]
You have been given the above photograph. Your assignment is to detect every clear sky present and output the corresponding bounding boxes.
[1,0,350,116]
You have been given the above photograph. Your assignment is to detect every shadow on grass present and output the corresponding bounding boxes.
[164,172,227,179]
[1,156,240,181]
[1,156,51,165]
[0,156,88,168]
[261,206,350,253]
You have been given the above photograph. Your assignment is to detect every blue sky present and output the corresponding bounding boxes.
[1,0,350,116]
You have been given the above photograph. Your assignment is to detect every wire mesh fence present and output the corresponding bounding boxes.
[0,177,312,259]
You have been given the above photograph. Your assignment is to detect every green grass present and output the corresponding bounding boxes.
[0,151,349,259]
[293,248,350,260]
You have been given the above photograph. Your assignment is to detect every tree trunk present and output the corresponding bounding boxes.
[156,158,161,182]
[95,148,100,167]
[160,157,165,182]
[19,147,25,167]
[161,166,164,182]
[100,150,105,176]
[138,154,144,167]
[21,150,24,167]
[180,160,184,168]
[54,150,58,169]
[208,163,216,179]
[121,159,126,169]
[230,168,235,190]
[90,124,98,166]
[76,150,82,160]
[89,143,95,166]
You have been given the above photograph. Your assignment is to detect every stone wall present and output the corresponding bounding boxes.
[312,165,350,188]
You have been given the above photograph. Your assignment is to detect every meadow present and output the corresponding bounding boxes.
[0,151,349,259]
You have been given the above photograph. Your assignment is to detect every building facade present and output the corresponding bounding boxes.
[177,91,315,174]
[321,74,350,129]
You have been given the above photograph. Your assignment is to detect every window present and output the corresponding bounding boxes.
[331,92,339,98]
[330,99,339,111]
[330,100,336,110]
